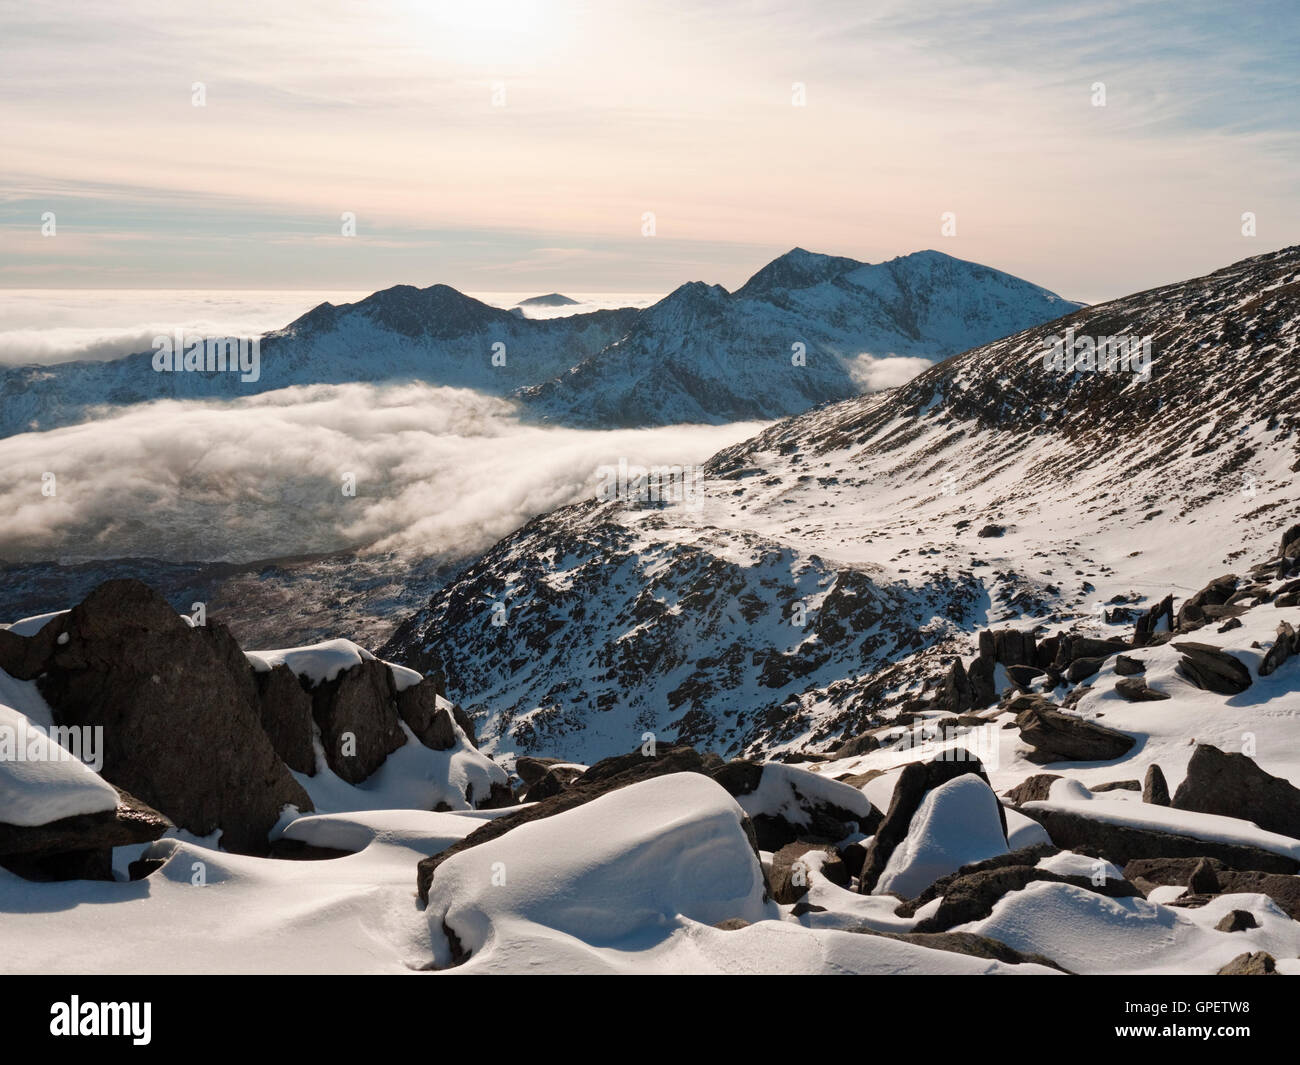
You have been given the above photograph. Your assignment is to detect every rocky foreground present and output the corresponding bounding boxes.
[2,524,1300,973]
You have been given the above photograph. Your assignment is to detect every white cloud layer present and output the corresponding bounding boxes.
[0,383,764,563]
[848,353,933,392]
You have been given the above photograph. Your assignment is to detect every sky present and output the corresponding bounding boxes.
[1,0,1297,302]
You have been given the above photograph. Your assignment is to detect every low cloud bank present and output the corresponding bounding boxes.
[848,353,933,392]
[0,382,764,563]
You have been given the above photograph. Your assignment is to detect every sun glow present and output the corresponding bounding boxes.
[413,0,566,65]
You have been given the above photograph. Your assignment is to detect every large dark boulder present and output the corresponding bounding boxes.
[1015,704,1135,763]
[857,752,1005,895]
[36,580,311,853]
[1173,642,1252,695]
[254,664,317,774]
[1066,656,1106,683]
[1172,744,1300,838]
[309,658,408,784]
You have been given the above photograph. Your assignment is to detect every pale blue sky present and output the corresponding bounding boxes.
[1,0,1296,301]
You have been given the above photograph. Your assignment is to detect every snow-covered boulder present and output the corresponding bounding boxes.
[876,775,1010,898]
[425,773,773,968]
[715,760,879,850]
[0,702,118,827]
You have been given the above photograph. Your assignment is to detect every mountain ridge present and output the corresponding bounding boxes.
[382,245,1300,763]
[0,248,1081,436]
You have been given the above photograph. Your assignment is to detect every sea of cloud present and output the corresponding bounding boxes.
[0,381,765,564]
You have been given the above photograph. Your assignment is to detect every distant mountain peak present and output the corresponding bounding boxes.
[517,293,580,307]
[736,248,866,298]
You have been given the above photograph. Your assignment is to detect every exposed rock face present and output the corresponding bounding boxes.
[1176,575,1240,631]
[1134,594,1174,647]
[1003,774,1060,805]
[395,676,449,750]
[1216,910,1259,932]
[857,753,1004,894]
[1280,523,1300,561]
[1172,744,1300,838]
[515,756,568,786]
[1260,622,1295,676]
[833,732,880,758]
[309,658,408,784]
[1015,704,1135,763]
[0,787,170,881]
[893,843,1059,916]
[1114,677,1170,702]
[978,629,1037,668]
[522,765,584,802]
[1123,857,1300,920]
[1114,655,1145,676]
[712,759,879,851]
[1142,764,1171,806]
[254,665,317,774]
[0,615,66,680]
[933,658,975,714]
[907,863,1140,934]
[1173,642,1252,695]
[770,842,842,903]
[1217,952,1277,975]
[34,580,312,853]
[1011,804,1300,873]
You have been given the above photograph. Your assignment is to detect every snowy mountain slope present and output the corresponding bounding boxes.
[0,288,638,437]
[382,246,1300,763]
[517,249,1083,426]
[0,250,1079,437]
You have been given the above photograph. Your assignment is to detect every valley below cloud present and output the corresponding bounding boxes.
[0,381,765,564]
